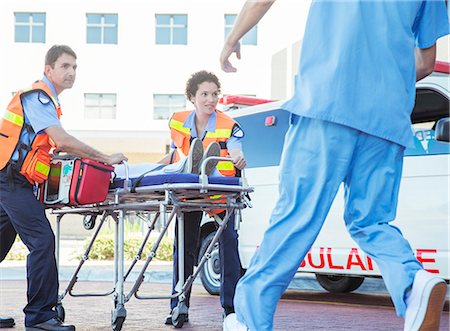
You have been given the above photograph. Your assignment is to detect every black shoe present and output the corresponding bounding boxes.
[0,316,15,328]
[164,310,189,325]
[25,318,75,331]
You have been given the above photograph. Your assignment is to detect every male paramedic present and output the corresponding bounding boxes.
[220,1,449,330]
[0,45,127,331]
[163,70,246,326]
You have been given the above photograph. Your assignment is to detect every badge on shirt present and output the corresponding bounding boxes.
[232,123,245,138]
[38,92,50,105]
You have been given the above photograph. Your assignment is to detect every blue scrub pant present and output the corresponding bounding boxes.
[234,115,422,331]
[0,168,58,327]
[170,210,241,311]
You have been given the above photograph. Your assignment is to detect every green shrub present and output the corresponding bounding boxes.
[80,234,174,261]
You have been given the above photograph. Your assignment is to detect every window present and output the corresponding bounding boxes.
[86,14,118,44]
[14,12,46,43]
[155,14,187,45]
[153,94,185,120]
[84,93,117,119]
[224,14,257,45]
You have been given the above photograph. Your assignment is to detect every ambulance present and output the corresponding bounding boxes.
[198,62,450,295]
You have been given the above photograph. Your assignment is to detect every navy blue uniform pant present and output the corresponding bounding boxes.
[170,210,241,311]
[0,169,58,326]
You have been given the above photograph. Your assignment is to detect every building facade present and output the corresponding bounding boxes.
[1,0,448,162]
[0,0,310,162]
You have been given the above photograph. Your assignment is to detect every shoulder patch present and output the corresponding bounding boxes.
[232,123,244,138]
[38,92,50,105]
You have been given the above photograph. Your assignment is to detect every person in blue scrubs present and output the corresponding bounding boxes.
[0,45,127,331]
[220,1,449,330]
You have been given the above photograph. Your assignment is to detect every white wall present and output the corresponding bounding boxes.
[0,0,310,156]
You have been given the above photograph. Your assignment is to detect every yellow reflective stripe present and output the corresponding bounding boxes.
[216,160,234,170]
[209,195,223,200]
[170,119,190,135]
[35,161,50,176]
[4,110,24,126]
[205,129,232,139]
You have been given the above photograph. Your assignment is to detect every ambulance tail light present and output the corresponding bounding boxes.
[434,61,450,74]
[219,95,275,111]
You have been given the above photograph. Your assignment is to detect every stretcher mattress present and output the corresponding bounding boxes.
[110,173,240,190]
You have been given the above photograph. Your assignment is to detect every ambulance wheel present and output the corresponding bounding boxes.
[56,304,65,322]
[315,274,364,293]
[83,215,96,230]
[199,232,220,295]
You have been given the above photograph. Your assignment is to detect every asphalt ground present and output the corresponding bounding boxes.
[0,280,449,331]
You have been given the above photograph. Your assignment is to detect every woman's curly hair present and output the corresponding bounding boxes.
[185,70,221,101]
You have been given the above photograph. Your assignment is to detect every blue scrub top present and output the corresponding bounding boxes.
[11,76,61,161]
[282,0,449,147]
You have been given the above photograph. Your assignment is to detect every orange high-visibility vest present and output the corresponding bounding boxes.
[169,110,237,177]
[0,81,61,184]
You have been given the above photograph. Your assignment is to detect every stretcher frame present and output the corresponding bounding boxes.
[49,158,253,330]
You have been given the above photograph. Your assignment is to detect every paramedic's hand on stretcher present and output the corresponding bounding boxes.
[46,125,128,165]
[230,149,246,170]
[106,153,128,165]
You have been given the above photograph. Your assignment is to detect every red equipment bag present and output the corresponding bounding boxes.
[69,158,114,205]
[39,157,114,206]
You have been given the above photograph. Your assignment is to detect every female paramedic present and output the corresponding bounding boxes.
[162,70,247,326]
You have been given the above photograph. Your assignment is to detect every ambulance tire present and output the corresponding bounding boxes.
[315,274,364,293]
[199,232,221,295]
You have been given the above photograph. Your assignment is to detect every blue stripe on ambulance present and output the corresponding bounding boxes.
[235,109,449,167]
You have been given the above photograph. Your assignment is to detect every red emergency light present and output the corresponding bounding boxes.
[434,61,450,74]
[219,95,274,107]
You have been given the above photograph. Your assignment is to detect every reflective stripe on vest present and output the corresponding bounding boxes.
[169,119,191,135]
[205,129,232,139]
[36,161,50,177]
[3,111,24,127]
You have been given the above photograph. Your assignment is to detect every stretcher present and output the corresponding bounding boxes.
[43,156,253,330]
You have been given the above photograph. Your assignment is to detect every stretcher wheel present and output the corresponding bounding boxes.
[83,215,97,230]
[56,304,65,322]
[171,306,187,328]
[172,313,187,328]
[112,316,125,331]
[111,304,127,331]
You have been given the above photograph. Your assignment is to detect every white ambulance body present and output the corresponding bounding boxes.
[198,63,449,294]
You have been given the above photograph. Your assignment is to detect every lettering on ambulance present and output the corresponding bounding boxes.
[415,129,434,152]
[299,247,374,271]
[297,247,439,273]
[416,249,439,273]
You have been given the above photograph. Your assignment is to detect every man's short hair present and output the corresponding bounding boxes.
[45,45,77,68]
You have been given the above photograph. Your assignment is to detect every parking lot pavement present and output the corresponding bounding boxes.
[1,280,449,331]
